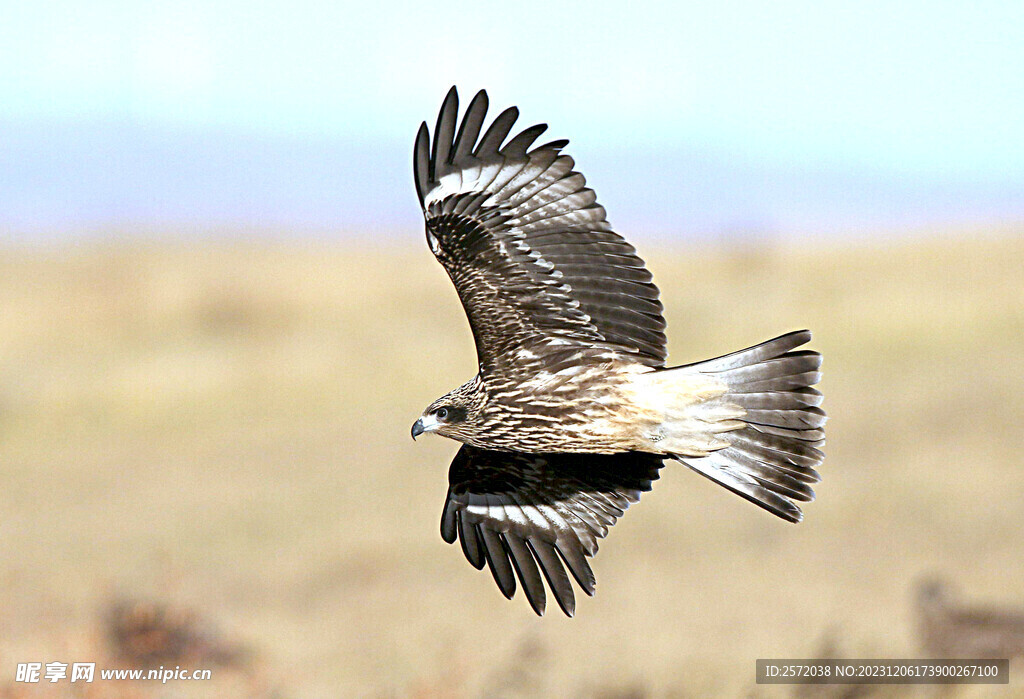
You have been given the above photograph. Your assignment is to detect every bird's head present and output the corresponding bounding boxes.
[411,381,480,441]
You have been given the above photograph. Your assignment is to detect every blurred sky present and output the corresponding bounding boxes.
[2,0,1023,242]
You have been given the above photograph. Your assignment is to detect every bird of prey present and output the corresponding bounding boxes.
[411,87,825,616]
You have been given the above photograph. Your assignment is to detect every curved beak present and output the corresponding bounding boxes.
[411,413,440,441]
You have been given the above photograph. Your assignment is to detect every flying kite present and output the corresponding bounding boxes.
[411,88,825,616]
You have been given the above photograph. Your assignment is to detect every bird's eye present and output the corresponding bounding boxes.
[435,407,448,419]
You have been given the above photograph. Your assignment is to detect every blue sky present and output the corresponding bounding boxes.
[2,1,1023,241]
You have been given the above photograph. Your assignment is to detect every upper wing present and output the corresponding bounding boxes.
[440,445,664,616]
[414,87,667,375]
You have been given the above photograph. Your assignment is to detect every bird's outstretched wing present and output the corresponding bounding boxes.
[440,445,663,616]
[414,87,667,375]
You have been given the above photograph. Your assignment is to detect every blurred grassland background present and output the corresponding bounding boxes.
[1,228,1022,697]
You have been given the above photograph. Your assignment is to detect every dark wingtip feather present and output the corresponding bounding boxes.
[431,87,459,179]
[501,123,548,158]
[536,138,570,151]
[475,106,519,156]
[529,539,576,617]
[440,497,457,543]
[452,90,489,163]
[458,513,485,570]
[505,535,547,616]
[556,543,596,596]
[480,527,516,599]
[413,122,431,206]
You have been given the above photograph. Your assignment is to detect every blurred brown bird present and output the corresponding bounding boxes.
[106,598,249,667]
[916,578,1024,658]
[411,87,826,616]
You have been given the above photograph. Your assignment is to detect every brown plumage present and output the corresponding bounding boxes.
[106,598,249,667]
[916,578,1024,658]
[411,87,826,616]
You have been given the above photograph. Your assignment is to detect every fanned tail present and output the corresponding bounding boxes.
[673,330,825,522]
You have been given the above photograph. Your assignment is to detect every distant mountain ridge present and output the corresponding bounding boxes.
[3,119,1022,241]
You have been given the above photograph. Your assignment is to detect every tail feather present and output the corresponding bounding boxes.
[743,406,826,430]
[674,330,825,523]
[749,422,825,442]
[684,329,812,372]
[728,387,823,410]
[732,371,822,393]
[684,451,806,522]
[707,446,816,501]
[728,430,823,472]
[714,352,820,386]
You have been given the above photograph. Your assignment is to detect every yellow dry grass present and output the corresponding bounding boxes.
[0,229,1022,697]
